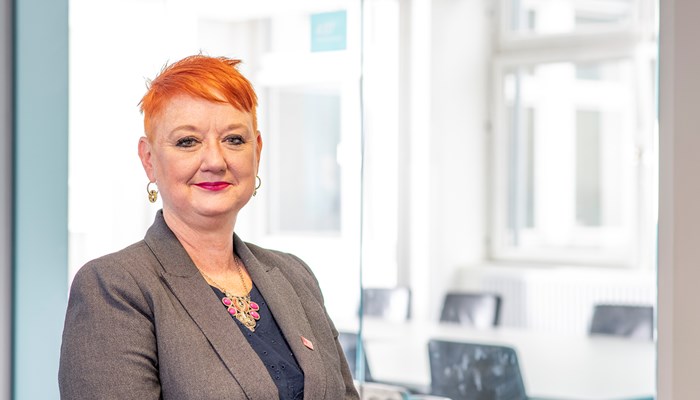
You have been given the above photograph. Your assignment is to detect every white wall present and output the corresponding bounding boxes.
[403,0,492,322]
[428,0,490,316]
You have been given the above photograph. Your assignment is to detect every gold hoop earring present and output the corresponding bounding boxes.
[253,175,262,197]
[147,181,158,203]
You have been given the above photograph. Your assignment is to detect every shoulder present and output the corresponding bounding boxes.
[245,242,310,270]
[76,240,159,277]
[61,244,162,398]
[243,242,324,298]
[245,242,315,277]
[70,240,161,304]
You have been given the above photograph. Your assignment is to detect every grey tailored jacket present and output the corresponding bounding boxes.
[59,211,359,400]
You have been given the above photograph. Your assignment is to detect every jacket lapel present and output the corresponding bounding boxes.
[236,238,328,400]
[144,211,276,399]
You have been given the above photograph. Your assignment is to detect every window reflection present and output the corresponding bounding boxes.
[266,87,342,233]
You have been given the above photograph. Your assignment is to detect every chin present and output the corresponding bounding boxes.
[173,196,250,222]
[196,206,238,219]
[199,199,251,218]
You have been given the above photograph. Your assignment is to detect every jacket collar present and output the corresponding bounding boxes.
[237,241,327,400]
[143,210,326,399]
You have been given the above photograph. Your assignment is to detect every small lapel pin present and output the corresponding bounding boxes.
[301,335,314,350]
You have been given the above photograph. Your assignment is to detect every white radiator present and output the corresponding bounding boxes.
[453,265,656,335]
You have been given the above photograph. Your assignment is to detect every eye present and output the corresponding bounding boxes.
[175,136,199,148]
[224,135,244,146]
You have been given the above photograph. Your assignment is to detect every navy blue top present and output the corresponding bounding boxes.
[210,284,305,400]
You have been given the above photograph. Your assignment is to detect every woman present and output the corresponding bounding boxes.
[59,55,359,400]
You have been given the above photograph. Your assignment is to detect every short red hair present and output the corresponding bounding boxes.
[139,55,258,138]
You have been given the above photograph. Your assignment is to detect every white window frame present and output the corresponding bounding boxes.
[489,0,658,267]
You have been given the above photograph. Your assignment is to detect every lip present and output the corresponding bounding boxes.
[194,182,231,191]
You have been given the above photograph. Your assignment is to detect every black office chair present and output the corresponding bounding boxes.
[338,331,373,381]
[589,304,654,340]
[362,287,411,322]
[439,292,502,328]
[427,340,527,400]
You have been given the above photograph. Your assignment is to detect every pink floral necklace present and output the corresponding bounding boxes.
[200,257,261,332]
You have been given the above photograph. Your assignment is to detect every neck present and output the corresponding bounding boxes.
[162,208,237,276]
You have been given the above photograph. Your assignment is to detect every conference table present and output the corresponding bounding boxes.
[336,318,656,400]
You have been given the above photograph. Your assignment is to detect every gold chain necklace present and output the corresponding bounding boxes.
[200,256,261,332]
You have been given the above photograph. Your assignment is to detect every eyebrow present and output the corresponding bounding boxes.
[169,123,250,135]
[170,125,198,133]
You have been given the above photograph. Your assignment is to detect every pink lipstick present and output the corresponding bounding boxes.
[195,182,230,191]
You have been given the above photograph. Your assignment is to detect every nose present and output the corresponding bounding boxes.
[201,141,227,172]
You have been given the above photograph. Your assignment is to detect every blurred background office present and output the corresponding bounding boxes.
[4,0,700,399]
[69,0,660,336]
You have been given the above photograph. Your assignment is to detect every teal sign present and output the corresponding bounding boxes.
[311,10,347,52]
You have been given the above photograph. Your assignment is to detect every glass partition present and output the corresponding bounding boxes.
[69,0,658,398]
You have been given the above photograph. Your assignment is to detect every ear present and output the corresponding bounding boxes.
[255,130,263,172]
[138,136,157,182]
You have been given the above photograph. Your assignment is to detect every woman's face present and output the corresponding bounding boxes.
[138,94,262,226]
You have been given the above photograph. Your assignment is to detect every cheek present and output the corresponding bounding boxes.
[156,154,197,183]
[228,156,257,176]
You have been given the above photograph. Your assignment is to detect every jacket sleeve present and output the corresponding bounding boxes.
[58,260,161,399]
[331,318,361,400]
[286,253,360,400]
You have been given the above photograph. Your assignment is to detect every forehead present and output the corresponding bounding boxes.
[151,95,254,136]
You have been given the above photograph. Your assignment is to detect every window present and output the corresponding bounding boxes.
[503,0,641,36]
[490,0,658,267]
[265,85,342,234]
